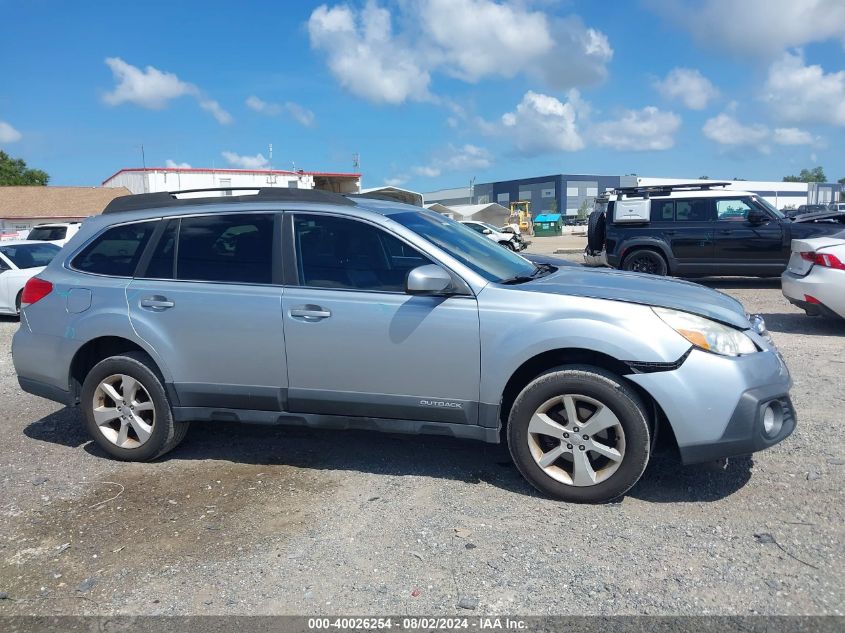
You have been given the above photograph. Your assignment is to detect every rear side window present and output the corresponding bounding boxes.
[72,221,156,277]
[675,199,712,222]
[0,243,60,269]
[28,226,67,241]
[177,214,273,284]
[145,219,178,279]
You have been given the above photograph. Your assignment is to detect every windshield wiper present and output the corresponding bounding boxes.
[500,263,557,285]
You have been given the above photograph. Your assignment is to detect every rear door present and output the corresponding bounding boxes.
[128,213,287,411]
[665,198,715,271]
[713,197,784,272]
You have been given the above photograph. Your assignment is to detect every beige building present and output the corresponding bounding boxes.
[0,186,132,236]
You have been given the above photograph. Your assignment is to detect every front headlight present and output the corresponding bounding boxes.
[653,307,758,356]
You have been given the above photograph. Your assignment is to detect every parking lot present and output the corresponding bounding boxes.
[0,246,843,617]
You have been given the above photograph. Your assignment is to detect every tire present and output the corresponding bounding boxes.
[500,241,516,251]
[507,366,651,503]
[14,291,22,317]
[586,211,606,253]
[622,249,668,276]
[80,351,189,461]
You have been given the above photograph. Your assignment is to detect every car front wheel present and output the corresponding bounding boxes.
[507,366,651,503]
[81,351,189,461]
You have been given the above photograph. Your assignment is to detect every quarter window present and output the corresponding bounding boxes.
[294,215,430,292]
[72,221,156,277]
[650,200,674,222]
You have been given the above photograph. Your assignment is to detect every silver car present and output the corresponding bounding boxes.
[12,188,795,503]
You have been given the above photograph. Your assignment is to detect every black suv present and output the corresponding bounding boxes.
[587,182,845,277]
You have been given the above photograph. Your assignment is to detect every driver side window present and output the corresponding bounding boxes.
[293,214,431,292]
[716,198,754,222]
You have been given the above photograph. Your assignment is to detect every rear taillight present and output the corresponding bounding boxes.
[799,251,845,270]
[20,277,53,307]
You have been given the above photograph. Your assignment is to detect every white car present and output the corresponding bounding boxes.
[460,220,523,250]
[26,222,81,246]
[0,241,61,315]
[782,232,845,319]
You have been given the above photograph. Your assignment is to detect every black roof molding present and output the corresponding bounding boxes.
[614,181,732,198]
[102,187,356,214]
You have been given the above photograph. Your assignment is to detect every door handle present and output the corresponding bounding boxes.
[289,305,331,321]
[140,296,175,310]
[664,230,677,235]
[718,229,732,234]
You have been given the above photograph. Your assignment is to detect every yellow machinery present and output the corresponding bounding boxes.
[508,200,533,235]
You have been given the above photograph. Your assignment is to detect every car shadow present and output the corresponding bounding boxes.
[691,277,782,290]
[25,409,753,503]
[758,311,845,336]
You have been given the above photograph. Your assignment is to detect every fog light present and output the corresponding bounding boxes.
[762,402,784,438]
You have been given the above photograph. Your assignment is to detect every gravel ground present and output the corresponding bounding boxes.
[0,260,843,616]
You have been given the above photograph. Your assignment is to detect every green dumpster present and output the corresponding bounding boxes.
[533,213,563,236]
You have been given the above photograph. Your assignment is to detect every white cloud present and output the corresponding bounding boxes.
[593,106,681,151]
[495,91,585,155]
[653,0,845,58]
[0,121,22,143]
[702,113,769,147]
[418,0,553,81]
[763,50,845,126]
[307,2,432,105]
[246,96,316,127]
[307,1,611,104]
[165,159,191,168]
[773,127,814,145]
[221,151,270,169]
[198,98,233,125]
[413,144,493,178]
[654,68,718,110]
[384,177,407,187]
[103,57,232,124]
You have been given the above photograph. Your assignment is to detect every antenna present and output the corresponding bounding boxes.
[469,176,476,204]
[140,144,146,169]
[268,143,273,168]
[352,153,360,170]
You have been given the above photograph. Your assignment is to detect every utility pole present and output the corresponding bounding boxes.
[469,176,476,204]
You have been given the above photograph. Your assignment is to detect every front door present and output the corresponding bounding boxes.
[282,213,481,425]
[713,197,784,272]
[128,213,287,411]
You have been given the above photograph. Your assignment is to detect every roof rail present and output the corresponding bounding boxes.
[102,187,356,214]
[614,181,732,197]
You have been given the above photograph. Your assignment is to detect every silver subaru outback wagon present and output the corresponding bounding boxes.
[12,188,795,503]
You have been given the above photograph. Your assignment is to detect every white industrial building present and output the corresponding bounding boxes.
[619,176,831,209]
[102,167,361,196]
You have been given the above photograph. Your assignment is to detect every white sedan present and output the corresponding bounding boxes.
[782,232,845,319]
[460,221,524,250]
[0,241,61,316]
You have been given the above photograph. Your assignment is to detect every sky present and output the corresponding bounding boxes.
[1,0,844,191]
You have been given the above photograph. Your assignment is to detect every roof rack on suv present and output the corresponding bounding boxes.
[613,181,732,198]
[102,187,356,214]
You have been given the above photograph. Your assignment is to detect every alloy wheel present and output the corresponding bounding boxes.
[92,374,156,448]
[526,394,626,486]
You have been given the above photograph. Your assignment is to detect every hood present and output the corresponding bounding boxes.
[791,210,845,223]
[518,266,750,329]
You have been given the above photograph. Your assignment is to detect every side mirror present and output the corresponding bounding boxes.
[482,228,493,235]
[747,209,767,224]
[405,264,453,295]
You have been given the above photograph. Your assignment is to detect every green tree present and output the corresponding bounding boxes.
[0,151,49,186]
[838,177,845,185]
[547,199,558,214]
[698,175,710,179]
[577,199,590,220]
[783,166,827,183]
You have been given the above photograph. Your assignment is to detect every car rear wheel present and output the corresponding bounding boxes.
[507,366,651,503]
[622,249,668,276]
[81,351,189,461]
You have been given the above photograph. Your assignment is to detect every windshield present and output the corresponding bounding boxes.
[392,211,537,282]
[0,243,60,269]
[27,226,67,241]
[752,196,785,219]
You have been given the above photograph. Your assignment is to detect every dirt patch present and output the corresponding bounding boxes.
[0,459,335,613]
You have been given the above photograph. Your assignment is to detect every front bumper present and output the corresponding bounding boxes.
[627,345,794,464]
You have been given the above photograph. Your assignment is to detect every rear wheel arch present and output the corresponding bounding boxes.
[69,336,168,404]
